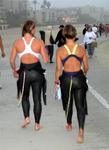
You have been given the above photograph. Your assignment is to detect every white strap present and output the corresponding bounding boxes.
[22,37,27,47]
[22,37,35,47]
[64,44,78,55]
[28,37,35,46]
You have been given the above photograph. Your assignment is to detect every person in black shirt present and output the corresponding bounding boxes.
[82,24,89,35]
[39,30,45,43]
[55,25,66,47]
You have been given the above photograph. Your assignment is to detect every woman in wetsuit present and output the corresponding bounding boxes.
[10,20,48,130]
[55,25,89,143]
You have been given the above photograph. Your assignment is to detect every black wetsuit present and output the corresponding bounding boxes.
[60,45,88,129]
[17,62,46,123]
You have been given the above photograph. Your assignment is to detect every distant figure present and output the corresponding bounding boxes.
[10,20,48,130]
[55,24,88,143]
[103,24,109,37]
[39,30,45,43]
[45,26,54,63]
[84,26,97,58]
[98,23,104,36]
[55,25,66,47]
[82,24,89,35]
[0,35,6,89]
[82,24,89,49]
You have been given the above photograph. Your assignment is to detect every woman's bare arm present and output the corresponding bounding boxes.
[55,49,62,83]
[10,42,17,70]
[0,35,6,57]
[82,49,89,74]
[40,40,49,63]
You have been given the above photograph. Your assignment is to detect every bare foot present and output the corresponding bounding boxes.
[21,117,30,128]
[34,123,42,131]
[65,123,73,131]
[77,134,84,144]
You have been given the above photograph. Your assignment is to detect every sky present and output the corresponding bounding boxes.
[37,0,109,9]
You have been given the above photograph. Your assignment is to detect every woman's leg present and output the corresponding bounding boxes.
[21,81,31,128]
[31,73,43,130]
[74,88,86,143]
[66,93,73,125]
[22,96,30,119]
[60,77,73,129]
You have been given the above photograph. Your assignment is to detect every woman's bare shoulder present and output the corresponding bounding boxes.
[57,46,65,53]
[34,38,44,45]
[13,37,23,45]
[77,44,86,53]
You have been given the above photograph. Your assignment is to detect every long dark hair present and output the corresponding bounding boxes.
[22,20,35,36]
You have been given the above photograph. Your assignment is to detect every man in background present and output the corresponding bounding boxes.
[55,25,65,47]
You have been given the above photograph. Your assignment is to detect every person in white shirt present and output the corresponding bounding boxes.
[45,26,54,63]
[84,26,97,58]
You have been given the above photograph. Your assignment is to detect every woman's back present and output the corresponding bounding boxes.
[13,35,48,64]
[14,36,43,64]
[57,44,85,72]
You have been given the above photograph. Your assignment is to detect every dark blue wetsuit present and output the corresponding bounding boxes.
[60,44,88,129]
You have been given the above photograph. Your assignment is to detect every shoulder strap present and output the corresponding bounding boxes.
[64,44,78,55]
[22,37,35,47]
[64,45,71,55]
[22,37,27,47]
[72,44,78,55]
[28,37,35,46]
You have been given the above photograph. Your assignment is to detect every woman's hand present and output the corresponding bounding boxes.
[12,70,19,78]
[54,80,60,89]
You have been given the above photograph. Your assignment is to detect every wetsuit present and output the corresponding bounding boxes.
[17,37,46,124]
[60,44,88,129]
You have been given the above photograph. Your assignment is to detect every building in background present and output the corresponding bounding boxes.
[0,0,8,29]
[3,0,31,14]
[81,5,109,23]
[0,0,109,27]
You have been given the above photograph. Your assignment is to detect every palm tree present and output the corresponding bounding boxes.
[41,0,51,9]
[46,1,51,9]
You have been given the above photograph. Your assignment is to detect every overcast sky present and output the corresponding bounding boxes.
[38,0,109,9]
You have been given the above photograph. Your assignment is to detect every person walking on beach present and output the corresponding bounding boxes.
[10,20,48,130]
[82,24,89,49]
[45,26,54,63]
[39,30,45,43]
[84,26,97,58]
[55,25,65,47]
[55,24,89,143]
[0,34,6,89]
